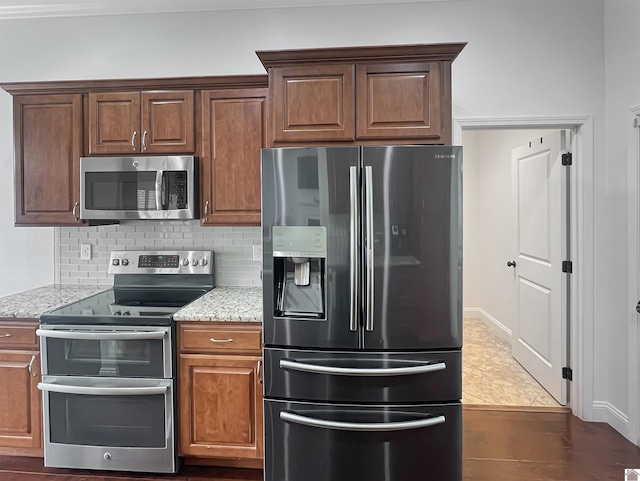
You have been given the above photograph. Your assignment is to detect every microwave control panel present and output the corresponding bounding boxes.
[166,171,187,209]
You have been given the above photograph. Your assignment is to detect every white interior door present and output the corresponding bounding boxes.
[511,130,569,405]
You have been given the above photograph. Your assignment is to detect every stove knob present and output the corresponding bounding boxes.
[182,258,190,266]
[121,259,129,266]
[201,258,208,266]
[112,259,120,266]
[191,258,199,266]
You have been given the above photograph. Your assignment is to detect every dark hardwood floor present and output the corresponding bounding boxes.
[1,407,639,481]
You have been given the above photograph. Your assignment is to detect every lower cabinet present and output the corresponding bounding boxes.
[0,320,42,456]
[177,323,263,464]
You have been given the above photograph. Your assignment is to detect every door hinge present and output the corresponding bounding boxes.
[562,152,572,166]
[562,367,573,381]
[562,261,573,273]
[634,115,640,129]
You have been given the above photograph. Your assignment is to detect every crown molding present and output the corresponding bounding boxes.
[0,0,455,20]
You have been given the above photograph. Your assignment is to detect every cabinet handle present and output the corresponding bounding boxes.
[28,354,38,377]
[258,360,263,385]
[72,202,80,221]
[131,130,137,151]
[204,200,209,222]
[210,338,234,343]
[0,333,11,338]
[142,130,148,151]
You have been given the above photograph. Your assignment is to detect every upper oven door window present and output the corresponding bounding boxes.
[38,327,172,378]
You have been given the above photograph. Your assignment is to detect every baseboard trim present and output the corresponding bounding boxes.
[593,401,630,441]
[464,307,512,343]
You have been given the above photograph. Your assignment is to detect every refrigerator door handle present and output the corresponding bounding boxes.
[279,359,446,376]
[280,411,446,432]
[364,165,374,332]
[349,166,359,332]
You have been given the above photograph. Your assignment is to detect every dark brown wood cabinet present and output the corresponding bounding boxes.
[13,94,84,226]
[270,64,355,142]
[178,323,263,465]
[0,320,42,457]
[257,43,465,146]
[88,90,194,154]
[200,88,267,226]
[356,62,444,141]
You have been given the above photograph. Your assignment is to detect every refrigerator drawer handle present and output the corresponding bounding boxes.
[281,411,446,432]
[37,383,168,396]
[279,359,446,376]
[36,329,167,341]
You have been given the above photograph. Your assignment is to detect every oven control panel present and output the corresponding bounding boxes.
[108,250,214,275]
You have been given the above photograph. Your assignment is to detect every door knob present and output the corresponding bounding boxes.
[507,260,516,268]
[636,301,640,314]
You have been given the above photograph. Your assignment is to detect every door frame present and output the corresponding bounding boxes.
[626,105,640,446]
[453,115,594,422]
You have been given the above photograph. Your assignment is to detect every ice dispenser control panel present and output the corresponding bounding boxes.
[272,226,327,258]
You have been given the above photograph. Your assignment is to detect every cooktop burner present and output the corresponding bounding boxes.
[41,251,214,326]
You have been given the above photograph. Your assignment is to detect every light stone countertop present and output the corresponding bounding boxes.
[173,287,262,323]
[0,284,109,320]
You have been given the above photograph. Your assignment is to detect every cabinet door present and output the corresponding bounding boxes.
[14,94,84,226]
[178,354,263,459]
[88,92,140,154]
[0,351,42,455]
[201,89,266,226]
[356,62,443,141]
[271,64,355,143]
[141,90,194,153]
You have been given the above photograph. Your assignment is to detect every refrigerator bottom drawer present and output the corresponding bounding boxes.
[264,400,462,481]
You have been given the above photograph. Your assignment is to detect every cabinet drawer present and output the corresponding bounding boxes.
[179,324,261,354]
[0,322,38,349]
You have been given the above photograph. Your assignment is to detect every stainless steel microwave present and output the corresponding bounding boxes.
[80,156,198,220]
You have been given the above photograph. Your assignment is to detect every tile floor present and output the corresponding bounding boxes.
[462,317,561,407]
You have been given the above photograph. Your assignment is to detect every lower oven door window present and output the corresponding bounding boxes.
[40,377,171,449]
[38,326,171,378]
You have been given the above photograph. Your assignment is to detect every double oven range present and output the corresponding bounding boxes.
[38,250,213,474]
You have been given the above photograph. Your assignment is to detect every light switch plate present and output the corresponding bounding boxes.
[81,244,92,260]
[252,244,262,262]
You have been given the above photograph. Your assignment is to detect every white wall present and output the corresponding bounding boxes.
[463,129,554,333]
[601,0,640,437]
[0,0,617,429]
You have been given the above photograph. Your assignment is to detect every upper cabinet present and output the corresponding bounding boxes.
[88,90,195,154]
[200,88,267,226]
[257,43,466,146]
[270,64,355,143]
[13,94,84,226]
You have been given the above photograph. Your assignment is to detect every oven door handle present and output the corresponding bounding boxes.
[37,382,168,396]
[279,359,446,376]
[36,329,167,341]
[280,411,446,432]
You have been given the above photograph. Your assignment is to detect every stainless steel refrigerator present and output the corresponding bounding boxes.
[262,145,462,481]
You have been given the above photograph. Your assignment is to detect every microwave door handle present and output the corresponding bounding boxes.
[38,383,169,396]
[155,170,164,211]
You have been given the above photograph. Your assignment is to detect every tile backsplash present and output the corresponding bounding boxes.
[56,221,262,287]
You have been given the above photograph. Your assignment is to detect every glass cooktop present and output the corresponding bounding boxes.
[40,288,209,326]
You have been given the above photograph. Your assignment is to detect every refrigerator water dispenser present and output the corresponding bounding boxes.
[272,226,326,319]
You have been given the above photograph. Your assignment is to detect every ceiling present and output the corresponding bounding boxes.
[0,0,455,20]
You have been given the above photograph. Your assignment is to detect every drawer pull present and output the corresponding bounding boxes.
[279,359,446,376]
[0,333,11,338]
[281,411,446,432]
[210,338,234,343]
